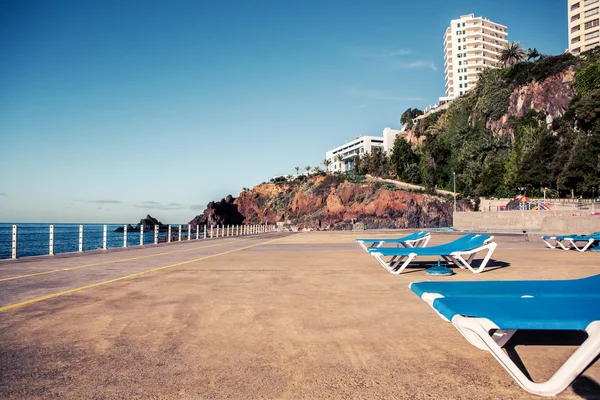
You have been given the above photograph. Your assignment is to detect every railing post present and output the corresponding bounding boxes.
[196,225,199,240]
[103,225,107,249]
[204,225,207,239]
[154,225,159,245]
[210,225,213,238]
[49,225,54,255]
[123,224,128,248]
[48,225,54,256]
[188,224,191,241]
[79,225,84,252]
[11,225,17,259]
[222,224,225,237]
[178,225,182,241]
[140,225,144,246]
[168,225,172,243]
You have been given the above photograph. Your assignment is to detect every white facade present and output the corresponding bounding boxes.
[442,14,508,101]
[325,128,401,173]
[569,0,600,55]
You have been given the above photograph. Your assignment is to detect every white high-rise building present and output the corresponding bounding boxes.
[441,14,508,102]
[568,0,600,55]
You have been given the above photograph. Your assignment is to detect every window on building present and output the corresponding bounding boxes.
[585,18,600,29]
[462,22,466,27]
[585,7,599,18]
[572,13,581,22]
[572,25,581,33]
[459,83,463,88]
[585,0,599,6]
[572,36,581,43]
[572,2,581,10]
[462,30,466,34]
[458,61,462,65]
[465,83,469,88]
[587,30,600,40]
[459,76,462,80]
[458,38,461,43]
[458,45,462,50]
[460,91,463,95]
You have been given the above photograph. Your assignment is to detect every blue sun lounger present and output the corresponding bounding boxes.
[425,294,600,396]
[355,231,430,252]
[542,232,600,252]
[369,234,497,274]
[410,274,600,305]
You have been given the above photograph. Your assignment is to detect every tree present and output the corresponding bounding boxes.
[322,159,332,172]
[294,166,300,176]
[390,136,418,182]
[401,108,424,130]
[304,165,311,175]
[526,48,541,62]
[500,41,526,67]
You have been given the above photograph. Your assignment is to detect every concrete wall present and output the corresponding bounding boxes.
[540,216,600,235]
[453,211,590,232]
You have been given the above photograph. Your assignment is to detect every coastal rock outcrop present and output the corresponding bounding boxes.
[187,195,245,226]
[114,214,166,232]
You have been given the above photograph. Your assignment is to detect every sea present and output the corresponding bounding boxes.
[0,223,177,259]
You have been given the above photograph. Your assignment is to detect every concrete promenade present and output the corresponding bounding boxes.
[0,231,599,399]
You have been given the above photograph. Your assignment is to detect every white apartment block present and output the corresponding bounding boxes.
[569,0,600,55]
[325,128,401,173]
[441,14,508,102]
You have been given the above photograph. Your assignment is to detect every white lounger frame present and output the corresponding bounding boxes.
[450,316,600,397]
[357,234,430,252]
[370,237,497,275]
[542,236,596,252]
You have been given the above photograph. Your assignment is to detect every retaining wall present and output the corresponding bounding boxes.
[454,211,600,234]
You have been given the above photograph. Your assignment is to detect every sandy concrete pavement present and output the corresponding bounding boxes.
[0,231,599,399]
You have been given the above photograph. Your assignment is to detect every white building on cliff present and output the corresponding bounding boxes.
[325,127,401,173]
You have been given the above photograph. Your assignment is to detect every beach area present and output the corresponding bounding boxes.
[0,231,598,399]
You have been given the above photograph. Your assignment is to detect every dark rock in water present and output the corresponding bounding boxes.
[188,196,245,227]
[114,215,167,232]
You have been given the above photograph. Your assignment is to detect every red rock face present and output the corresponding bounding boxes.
[487,67,576,134]
[233,178,454,230]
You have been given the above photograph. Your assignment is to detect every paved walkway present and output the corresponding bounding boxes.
[0,231,599,399]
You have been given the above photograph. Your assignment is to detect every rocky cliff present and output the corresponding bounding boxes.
[189,176,461,230]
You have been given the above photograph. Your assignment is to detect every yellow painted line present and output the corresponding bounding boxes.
[0,238,252,283]
[0,235,287,312]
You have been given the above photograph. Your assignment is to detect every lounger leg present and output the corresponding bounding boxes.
[452,317,600,396]
[542,238,557,249]
[556,241,572,251]
[451,242,497,274]
[390,254,416,275]
[569,239,595,252]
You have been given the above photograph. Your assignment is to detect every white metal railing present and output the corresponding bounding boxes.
[3,223,277,260]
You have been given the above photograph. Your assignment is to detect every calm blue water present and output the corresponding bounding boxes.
[0,223,200,259]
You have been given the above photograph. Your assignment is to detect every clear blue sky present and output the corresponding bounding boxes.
[0,0,568,223]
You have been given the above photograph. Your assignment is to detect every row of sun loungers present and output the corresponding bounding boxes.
[355,231,599,396]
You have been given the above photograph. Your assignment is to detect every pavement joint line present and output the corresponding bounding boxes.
[0,238,253,283]
[0,235,288,313]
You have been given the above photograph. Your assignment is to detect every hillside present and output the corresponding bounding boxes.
[189,176,462,230]
[362,49,600,199]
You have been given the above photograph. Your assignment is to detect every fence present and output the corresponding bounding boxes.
[1,223,275,260]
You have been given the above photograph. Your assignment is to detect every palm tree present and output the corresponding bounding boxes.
[500,41,526,67]
[294,166,300,177]
[335,154,345,172]
[304,165,311,175]
[526,48,541,62]
[322,159,332,172]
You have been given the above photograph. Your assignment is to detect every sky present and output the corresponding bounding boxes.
[0,0,568,223]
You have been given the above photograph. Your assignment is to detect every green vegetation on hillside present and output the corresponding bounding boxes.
[353,48,600,199]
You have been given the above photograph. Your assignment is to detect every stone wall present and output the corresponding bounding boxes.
[453,211,581,231]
